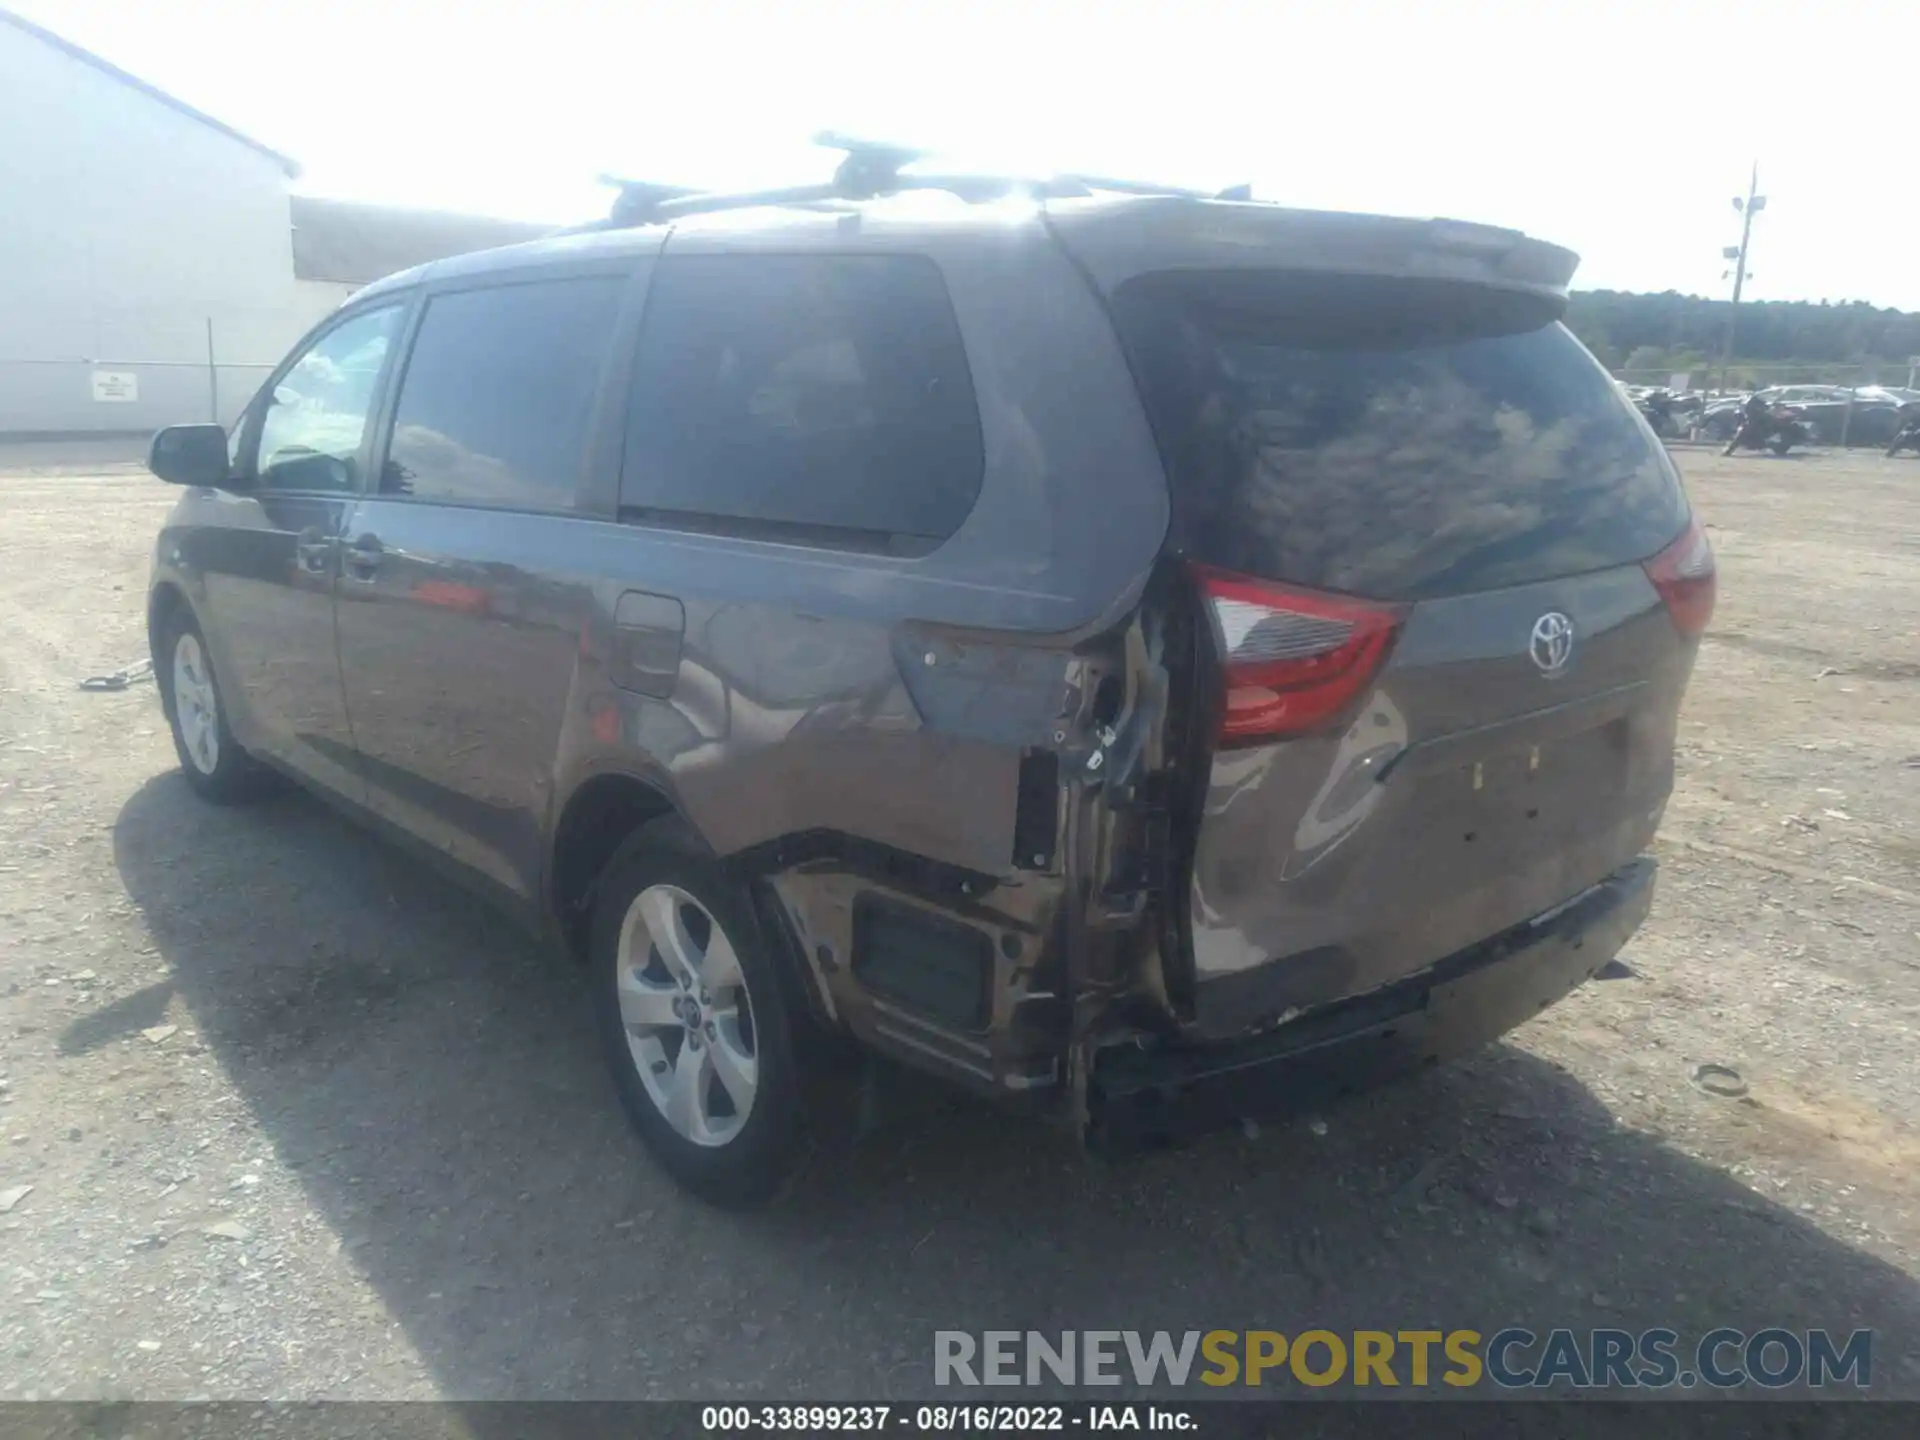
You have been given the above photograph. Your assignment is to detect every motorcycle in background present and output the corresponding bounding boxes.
[1888,403,1920,457]
[1637,390,1681,439]
[1723,404,1809,456]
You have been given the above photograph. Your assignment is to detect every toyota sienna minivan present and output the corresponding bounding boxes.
[143,152,1712,1204]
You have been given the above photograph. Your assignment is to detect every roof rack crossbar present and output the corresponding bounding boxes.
[887,173,1096,202]
[598,177,704,227]
[651,182,853,222]
[1055,174,1208,199]
[593,137,1255,228]
[818,132,928,198]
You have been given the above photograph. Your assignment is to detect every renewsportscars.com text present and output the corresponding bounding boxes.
[933,1328,1872,1390]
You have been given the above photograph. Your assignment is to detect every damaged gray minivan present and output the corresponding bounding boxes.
[144,143,1713,1204]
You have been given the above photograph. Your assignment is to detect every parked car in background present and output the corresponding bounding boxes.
[1633,388,1705,439]
[1852,386,1920,408]
[141,154,1713,1205]
[1695,386,1910,446]
[1777,393,1906,447]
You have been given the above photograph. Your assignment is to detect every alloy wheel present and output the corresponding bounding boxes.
[614,883,759,1147]
[172,632,221,776]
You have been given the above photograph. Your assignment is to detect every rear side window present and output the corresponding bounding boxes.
[382,277,624,510]
[1111,271,1689,600]
[621,255,983,550]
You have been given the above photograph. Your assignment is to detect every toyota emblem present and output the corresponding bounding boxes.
[1529,612,1574,676]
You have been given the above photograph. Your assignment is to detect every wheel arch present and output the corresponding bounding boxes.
[146,582,193,670]
[546,771,840,1043]
[548,769,697,961]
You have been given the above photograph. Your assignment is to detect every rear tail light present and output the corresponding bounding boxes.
[1192,564,1407,747]
[1643,516,1716,636]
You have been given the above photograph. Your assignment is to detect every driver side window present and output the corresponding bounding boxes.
[253,305,402,492]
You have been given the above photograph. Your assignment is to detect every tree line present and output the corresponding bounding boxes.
[1564,290,1920,379]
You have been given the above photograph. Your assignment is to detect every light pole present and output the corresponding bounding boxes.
[1719,163,1766,392]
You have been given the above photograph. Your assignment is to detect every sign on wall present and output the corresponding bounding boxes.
[90,370,138,403]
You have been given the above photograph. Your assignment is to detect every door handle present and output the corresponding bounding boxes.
[294,531,333,575]
[344,535,384,581]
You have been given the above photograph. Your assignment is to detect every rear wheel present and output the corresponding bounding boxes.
[159,610,270,803]
[589,828,805,1206]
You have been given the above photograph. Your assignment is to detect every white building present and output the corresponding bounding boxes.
[0,9,546,437]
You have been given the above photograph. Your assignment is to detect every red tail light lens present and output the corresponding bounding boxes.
[1643,516,1716,636]
[1192,564,1407,747]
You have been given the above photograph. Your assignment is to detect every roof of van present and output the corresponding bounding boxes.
[354,192,1581,306]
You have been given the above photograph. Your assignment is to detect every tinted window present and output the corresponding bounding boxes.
[382,278,624,510]
[255,305,401,491]
[1112,271,1690,600]
[621,255,983,548]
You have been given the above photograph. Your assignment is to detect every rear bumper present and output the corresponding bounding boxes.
[1085,856,1655,1153]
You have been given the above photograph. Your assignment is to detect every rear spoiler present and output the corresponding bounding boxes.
[1043,195,1580,306]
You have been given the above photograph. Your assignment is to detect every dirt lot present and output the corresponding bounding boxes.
[0,442,1917,1401]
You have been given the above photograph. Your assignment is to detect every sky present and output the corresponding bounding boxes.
[15,0,1920,308]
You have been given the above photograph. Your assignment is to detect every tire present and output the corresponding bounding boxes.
[157,608,271,803]
[1769,435,1792,456]
[589,825,806,1207]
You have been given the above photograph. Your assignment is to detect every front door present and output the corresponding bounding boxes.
[192,302,406,801]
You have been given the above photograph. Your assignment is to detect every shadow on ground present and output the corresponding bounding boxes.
[105,773,1920,1402]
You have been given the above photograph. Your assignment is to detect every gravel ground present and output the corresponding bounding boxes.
[0,442,1917,1401]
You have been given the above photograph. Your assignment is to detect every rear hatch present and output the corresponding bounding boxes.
[1074,241,1712,1040]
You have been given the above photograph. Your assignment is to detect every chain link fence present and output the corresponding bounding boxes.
[0,357,276,437]
[1614,362,1920,395]
[1613,362,1920,448]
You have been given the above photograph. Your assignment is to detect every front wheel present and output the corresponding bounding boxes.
[590,828,806,1207]
[158,610,271,803]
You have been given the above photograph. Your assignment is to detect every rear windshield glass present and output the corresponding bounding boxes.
[1110,271,1689,600]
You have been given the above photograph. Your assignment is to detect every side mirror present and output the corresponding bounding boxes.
[148,424,232,488]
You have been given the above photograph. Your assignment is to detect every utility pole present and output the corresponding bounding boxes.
[1719,162,1766,391]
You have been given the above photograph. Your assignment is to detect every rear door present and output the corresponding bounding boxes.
[334,269,635,906]
[1103,267,1712,1038]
